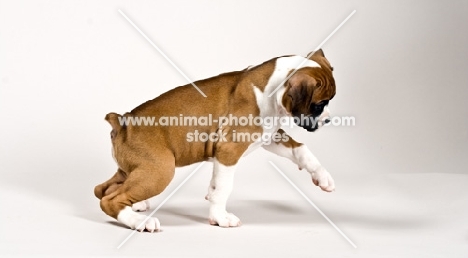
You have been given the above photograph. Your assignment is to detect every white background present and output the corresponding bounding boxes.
[1,0,467,257]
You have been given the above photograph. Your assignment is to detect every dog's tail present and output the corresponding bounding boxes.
[105,112,123,139]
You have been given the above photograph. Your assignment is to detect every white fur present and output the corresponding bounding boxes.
[132,199,150,212]
[117,206,160,232]
[206,158,241,227]
[276,55,321,72]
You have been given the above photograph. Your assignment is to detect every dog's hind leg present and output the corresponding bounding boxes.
[99,151,175,232]
[94,169,150,212]
[94,169,126,200]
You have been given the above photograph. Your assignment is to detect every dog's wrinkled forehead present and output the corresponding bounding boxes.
[280,49,336,120]
[293,67,335,103]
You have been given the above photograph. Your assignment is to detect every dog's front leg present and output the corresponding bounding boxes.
[263,129,335,192]
[205,158,241,227]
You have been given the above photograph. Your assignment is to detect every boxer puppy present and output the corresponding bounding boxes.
[94,49,336,232]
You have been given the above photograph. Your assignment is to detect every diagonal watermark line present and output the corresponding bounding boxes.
[118,9,207,97]
[117,161,206,249]
[268,161,357,249]
[268,10,356,97]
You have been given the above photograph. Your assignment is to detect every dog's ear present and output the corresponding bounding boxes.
[285,72,317,113]
[307,49,325,58]
[307,49,333,71]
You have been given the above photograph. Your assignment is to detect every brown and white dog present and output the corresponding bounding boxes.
[94,49,336,232]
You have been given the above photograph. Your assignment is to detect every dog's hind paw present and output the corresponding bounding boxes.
[209,211,242,228]
[118,206,161,233]
[132,200,150,212]
[134,216,160,233]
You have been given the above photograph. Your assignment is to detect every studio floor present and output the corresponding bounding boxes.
[1,159,467,257]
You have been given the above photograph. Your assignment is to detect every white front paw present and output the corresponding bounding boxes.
[209,208,241,228]
[311,167,335,192]
[132,200,150,212]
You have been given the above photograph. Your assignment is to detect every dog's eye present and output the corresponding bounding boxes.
[310,100,328,116]
[310,103,323,115]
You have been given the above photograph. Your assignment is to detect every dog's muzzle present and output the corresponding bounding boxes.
[294,116,331,132]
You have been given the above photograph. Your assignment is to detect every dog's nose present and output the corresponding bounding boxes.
[324,118,331,124]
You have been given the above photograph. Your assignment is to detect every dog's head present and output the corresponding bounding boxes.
[281,49,336,132]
